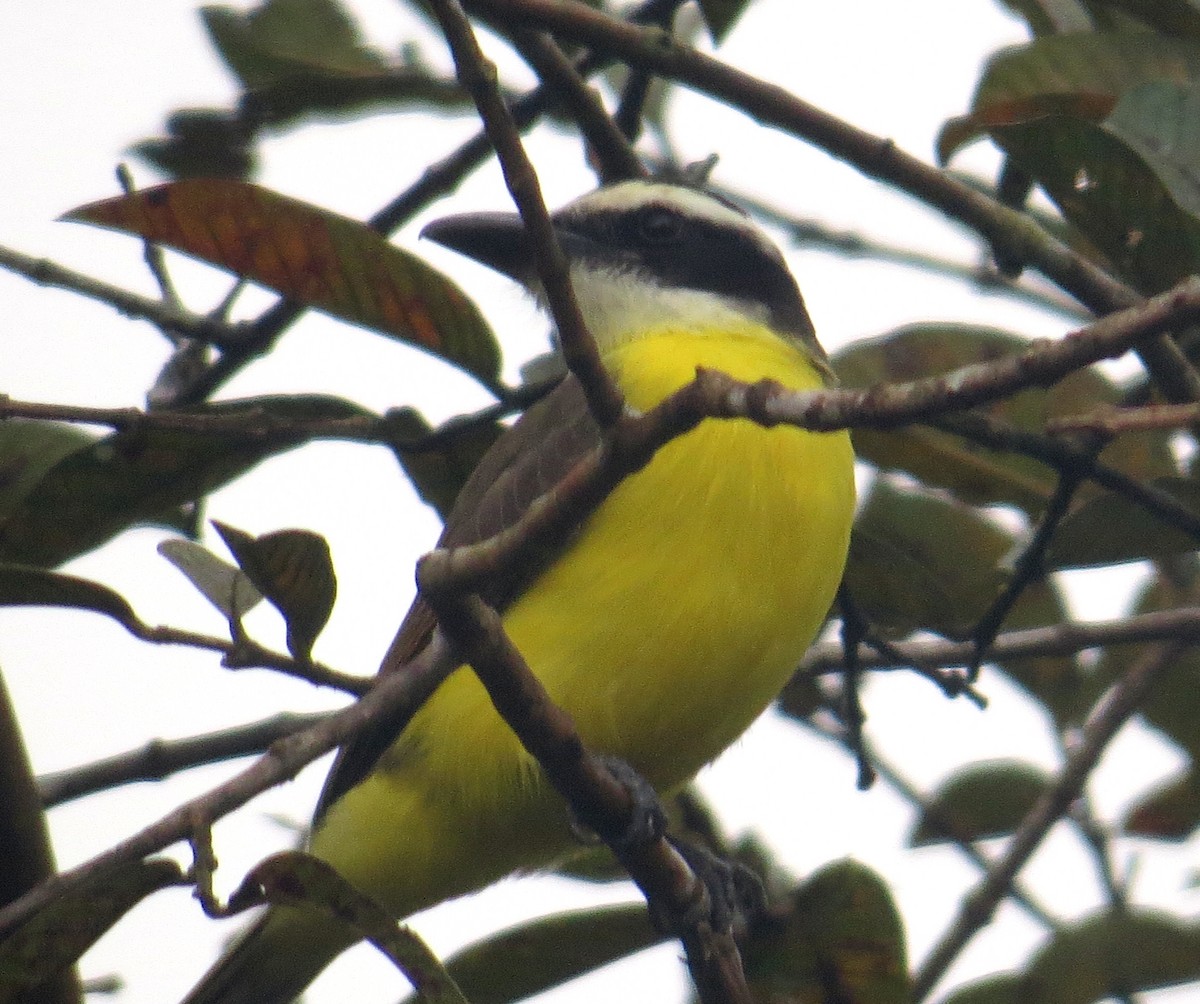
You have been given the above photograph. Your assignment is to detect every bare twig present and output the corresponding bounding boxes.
[797,606,1200,675]
[910,638,1184,1000]
[1048,402,1200,435]
[798,714,1061,931]
[0,243,246,348]
[0,635,456,937]
[37,712,325,808]
[428,0,624,428]
[970,468,1090,677]
[508,29,645,183]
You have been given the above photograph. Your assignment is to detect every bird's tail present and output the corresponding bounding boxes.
[179,905,358,1004]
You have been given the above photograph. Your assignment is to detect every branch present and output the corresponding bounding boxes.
[797,606,1200,675]
[703,180,1090,322]
[795,711,1061,931]
[0,635,456,938]
[1048,401,1200,435]
[428,0,624,428]
[0,242,246,348]
[417,584,751,1004]
[909,637,1185,1000]
[932,412,1200,544]
[0,380,555,455]
[468,0,1200,404]
[508,29,646,183]
[418,280,1200,599]
[37,712,325,808]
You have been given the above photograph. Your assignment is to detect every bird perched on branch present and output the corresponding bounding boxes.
[182,178,856,1003]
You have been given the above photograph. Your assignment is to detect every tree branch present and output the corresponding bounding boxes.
[37,712,325,809]
[797,606,1200,676]
[909,638,1185,1000]
[417,584,752,1004]
[428,0,624,428]
[0,243,247,349]
[0,635,456,938]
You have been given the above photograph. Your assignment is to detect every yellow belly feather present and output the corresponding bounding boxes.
[312,324,855,917]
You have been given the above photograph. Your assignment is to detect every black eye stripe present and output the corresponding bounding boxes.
[556,203,814,341]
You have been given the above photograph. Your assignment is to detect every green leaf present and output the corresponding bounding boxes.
[1045,476,1200,569]
[0,858,186,1000]
[938,31,1200,162]
[0,419,96,514]
[992,579,1089,728]
[844,480,1012,640]
[696,0,752,43]
[158,538,264,619]
[232,851,468,1004]
[910,760,1052,846]
[741,859,908,1004]
[1122,769,1200,840]
[1107,79,1200,218]
[386,407,504,522]
[993,113,1200,293]
[937,972,1025,1004]
[1022,909,1200,1003]
[202,0,388,89]
[0,564,140,631]
[213,522,336,661]
[0,395,371,568]
[66,181,502,385]
[831,325,1175,518]
[1090,578,1200,758]
[401,904,661,1004]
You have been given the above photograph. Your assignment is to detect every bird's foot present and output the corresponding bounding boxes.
[661,838,764,936]
[567,753,668,850]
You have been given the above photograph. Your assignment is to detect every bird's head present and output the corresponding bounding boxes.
[422,179,827,366]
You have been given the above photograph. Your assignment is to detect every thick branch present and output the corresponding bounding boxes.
[418,585,751,1004]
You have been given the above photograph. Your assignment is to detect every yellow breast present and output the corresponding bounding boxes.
[313,323,855,914]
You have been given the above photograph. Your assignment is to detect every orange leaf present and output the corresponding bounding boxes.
[65,180,500,383]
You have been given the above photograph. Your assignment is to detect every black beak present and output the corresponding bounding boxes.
[421,212,535,284]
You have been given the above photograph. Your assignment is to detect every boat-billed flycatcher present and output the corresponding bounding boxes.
[181,179,856,1003]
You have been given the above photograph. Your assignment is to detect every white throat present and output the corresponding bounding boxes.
[546,264,772,352]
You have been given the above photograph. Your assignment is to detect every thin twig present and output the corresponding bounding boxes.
[508,29,645,183]
[0,243,247,347]
[798,714,1061,931]
[1049,402,1200,435]
[910,638,1184,1000]
[970,468,1090,678]
[37,712,326,808]
[933,411,1200,544]
[797,606,1200,675]
[428,0,624,428]
[0,635,457,937]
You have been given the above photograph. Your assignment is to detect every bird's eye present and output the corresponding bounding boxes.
[634,206,685,244]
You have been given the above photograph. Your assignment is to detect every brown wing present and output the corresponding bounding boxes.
[312,376,600,822]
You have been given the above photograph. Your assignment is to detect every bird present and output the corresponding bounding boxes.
[181,178,856,1003]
